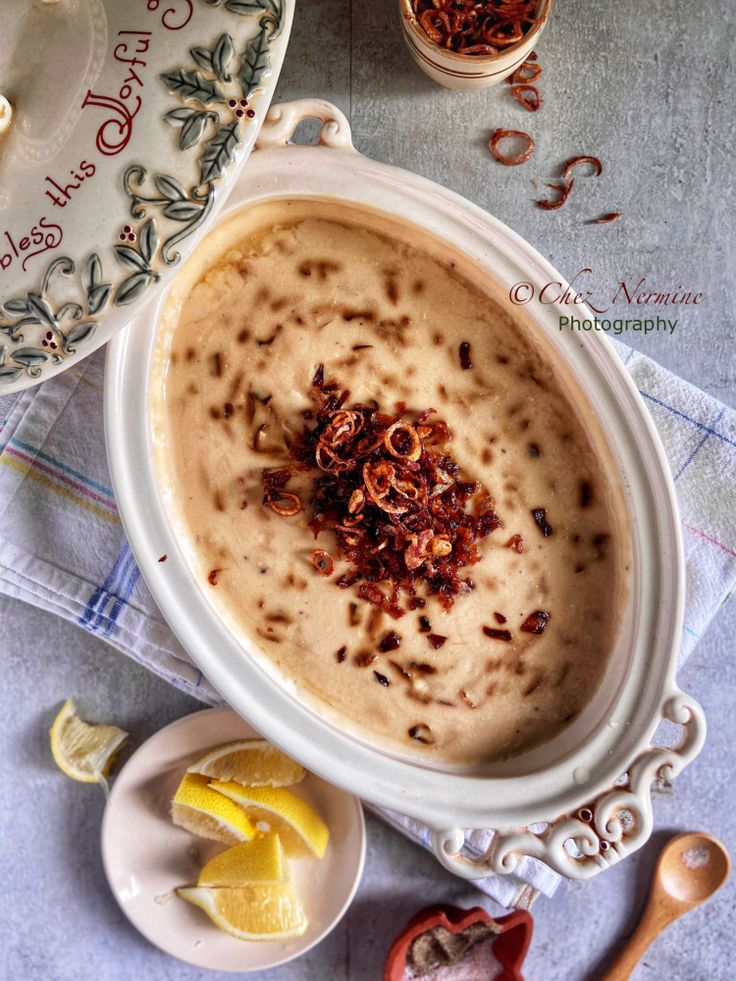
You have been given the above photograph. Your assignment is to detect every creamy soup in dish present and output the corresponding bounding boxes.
[153,199,629,765]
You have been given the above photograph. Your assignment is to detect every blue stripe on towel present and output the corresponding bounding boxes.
[91,547,136,635]
[640,391,736,450]
[80,542,137,634]
[9,437,116,500]
[675,408,726,481]
[102,556,141,637]
[80,542,130,627]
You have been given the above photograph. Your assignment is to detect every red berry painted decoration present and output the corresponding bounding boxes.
[230,98,250,119]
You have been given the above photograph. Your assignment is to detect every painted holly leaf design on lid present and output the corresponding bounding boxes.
[0,0,288,385]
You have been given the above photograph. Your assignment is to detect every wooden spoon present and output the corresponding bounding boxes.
[601,832,731,980]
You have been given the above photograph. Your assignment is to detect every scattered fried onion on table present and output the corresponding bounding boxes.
[511,83,543,111]
[508,60,542,84]
[489,128,536,166]
[536,179,575,210]
[262,366,503,614]
[536,155,604,210]
[593,211,623,224]
[562,155,603,180]
[411,0,540,53]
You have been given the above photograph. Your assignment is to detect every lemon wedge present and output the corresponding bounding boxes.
[178,882,308,941]
[210,782,329,859]
[187,739,305,788]
[171,773,255,845]
[198,835,286,887]
[49,698,128,784]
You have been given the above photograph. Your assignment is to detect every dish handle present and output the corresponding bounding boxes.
[430,689,706,881]
[255,98,356,152]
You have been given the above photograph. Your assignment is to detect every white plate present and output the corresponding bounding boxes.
[100,707,366,972]
[0,0,293,392]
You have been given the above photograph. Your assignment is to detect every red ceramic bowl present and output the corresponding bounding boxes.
[383,904,533,981]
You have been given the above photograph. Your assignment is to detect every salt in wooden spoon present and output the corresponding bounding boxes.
[601,831,731,980]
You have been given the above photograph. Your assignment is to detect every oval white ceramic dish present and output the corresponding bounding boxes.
[105,99,705,882]
[101,706,366,972]
[399,0,552,90]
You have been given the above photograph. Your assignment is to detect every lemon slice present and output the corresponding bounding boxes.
[171,774,255,845]
[178,882,308,941]
[198,835,286,887]
[210,782,329,859]
[49,699,128,784]
[187,739,306,788]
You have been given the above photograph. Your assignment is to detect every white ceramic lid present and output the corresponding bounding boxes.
[0,0,293,392]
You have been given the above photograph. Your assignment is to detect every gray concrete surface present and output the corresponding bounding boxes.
[2,1,735,979]
[299,0,735,407]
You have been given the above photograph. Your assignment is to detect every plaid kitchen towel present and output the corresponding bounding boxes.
[1,340,734,909]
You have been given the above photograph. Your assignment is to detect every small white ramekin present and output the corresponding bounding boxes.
[399,0,552,90]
